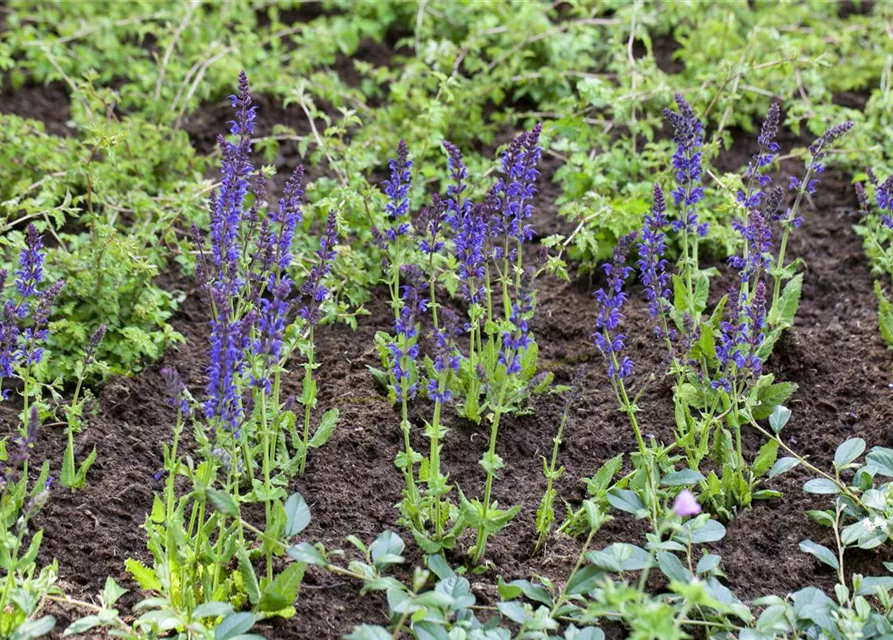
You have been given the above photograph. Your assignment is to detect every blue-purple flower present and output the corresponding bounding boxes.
[389,266,427,402]
[594,234,637,381]
[663,94,707,237]
[209,71,255,297]
[785,120,853,225]
[300,211,339,325]
[161,367,191,417]
[16,224,45,302]
[491,124,542,244]
[714,281,768,392]
[454,201,489,303]
[637,184,671,324]
[737,103,781,210]
[428,309,461,403]
[383,140,412,241]
[499,291,534,376]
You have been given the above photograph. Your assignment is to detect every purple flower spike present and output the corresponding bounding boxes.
[161,367,191,417]
[16,224,45,300]
[637,184,671,323]
[594,233,637,381]
[300,211,339,326]
[673,489,701,517]
[383,140,412,241]
[84,324,107,365]
[663,94,706,236]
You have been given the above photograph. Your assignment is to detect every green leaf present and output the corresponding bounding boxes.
[566,565,603,596]
[752,382,796,420]
[806,510,836,528]
[64,616,100,635]
[769,405,791,433]
[678,519,726,544]
[215,612,256,640]
[258,563,305,612]
[284,493,311,537]
[772,273,803,328]
[875,282,893,348]
[866,447,893,476]
[125,558,162,592]
[606,488,646,516]
[74,445,98,487]
[309,408,339,448]
[346,625,391,640]
[287,543,327,567]
[193,602,235,619]
[13,616,56,640]
[102,577,128,607]
[426,555,455,581]
[661,470,706,486]
[803,478,840,495]
[370,531,404,566]
[769,457,799,478]
[207,489,240,518]
[657,552,691,583]
[799,540,839,570]
[238,549,261,606]
[833,438,865,468]
[752,440,779,477]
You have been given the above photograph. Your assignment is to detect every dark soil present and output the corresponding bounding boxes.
[0,79,72,137]
[3,9,893,640]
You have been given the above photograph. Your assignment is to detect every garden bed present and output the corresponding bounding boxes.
[2,2,892,639]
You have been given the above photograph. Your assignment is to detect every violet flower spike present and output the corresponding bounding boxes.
[383,140,412,241]
[84,324,107,366]
[738,102,781,210]
[455,201,488,303]
[16,224,45,301]
[637,184,671,324]
[300,211,339,326]
[209,70,256,297]
[428,309,461,403]
[492,124,542,243]
[388,266,427,402]
[161,367,191,417]
[594,233,637,381]
[663,94,707,237]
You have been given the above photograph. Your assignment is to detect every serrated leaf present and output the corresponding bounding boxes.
[752,440,779,477]
[125,558,162,592]
[309,408,338,448]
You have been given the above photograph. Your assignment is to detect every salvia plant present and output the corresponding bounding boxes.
[370,127,559,563]
[588,94,854,520]
[0,407,57,639]
[117,72,340,632]
[854,170,893,350]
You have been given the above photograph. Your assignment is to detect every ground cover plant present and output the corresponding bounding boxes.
[3,1,893,639]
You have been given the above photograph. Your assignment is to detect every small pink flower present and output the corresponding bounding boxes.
[673,490,701,517]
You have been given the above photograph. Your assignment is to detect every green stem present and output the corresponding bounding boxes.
[535,399,570,552]
[299,328,316,475]
[472,377,510,565]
